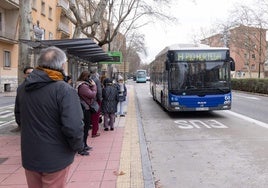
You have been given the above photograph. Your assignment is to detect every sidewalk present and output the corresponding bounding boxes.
[0,85,145,188]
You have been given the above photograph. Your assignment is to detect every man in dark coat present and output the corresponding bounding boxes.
[14,46,84,188]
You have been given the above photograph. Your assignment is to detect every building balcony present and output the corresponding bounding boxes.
[57,0,69,11]
[58,21,70,34]
[0,29,17,43]
[1,0,19,9]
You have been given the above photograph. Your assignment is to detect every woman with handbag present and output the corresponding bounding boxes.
[75,71,97,156]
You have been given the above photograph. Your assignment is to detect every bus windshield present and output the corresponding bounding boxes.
[169,61,231,95]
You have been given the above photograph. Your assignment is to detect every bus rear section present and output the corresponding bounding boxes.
[136,70,147,83]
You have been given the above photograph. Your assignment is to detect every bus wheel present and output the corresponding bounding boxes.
[161,93,167,111]
[152,87,155,100]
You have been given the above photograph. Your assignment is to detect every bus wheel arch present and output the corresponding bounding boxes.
[161,91,167,111]
[151,86,156,100]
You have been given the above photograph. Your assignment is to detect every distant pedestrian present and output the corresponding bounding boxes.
[76,71,97,155]
[90,67,102,137]
[64,75,73,86]
[14,46,84,188]
[116,75,127,116]
[102,78,119,131]
[11,66,34,133]
[23,66,34,78]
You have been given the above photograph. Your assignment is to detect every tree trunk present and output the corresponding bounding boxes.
[18,0,32,84]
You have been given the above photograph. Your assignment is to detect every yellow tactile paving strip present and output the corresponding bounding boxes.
[117,85,144,188]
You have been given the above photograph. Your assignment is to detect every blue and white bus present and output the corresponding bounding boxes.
[149,44,235,112]
[136,69,147,83]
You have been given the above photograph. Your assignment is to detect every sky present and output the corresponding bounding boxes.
[139,0,257,63]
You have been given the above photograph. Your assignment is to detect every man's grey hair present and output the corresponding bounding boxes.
[37,46,67,71]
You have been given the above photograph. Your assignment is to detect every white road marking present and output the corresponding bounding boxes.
[175,119,228,129]
[224,110,268,129]
[233,94,260,100]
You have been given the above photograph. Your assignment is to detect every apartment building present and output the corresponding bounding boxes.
[201,25,267,78]
[0,0,72,93]
[0,0,19,92]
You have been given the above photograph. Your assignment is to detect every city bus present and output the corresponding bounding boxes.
[136,69,147,83]
[149,44,235,112]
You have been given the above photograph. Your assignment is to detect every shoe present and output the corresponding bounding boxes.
[92,133,100,138]
[104,128,109,131]
[120,114,125,117]
[78,150,89,156]
[84,146,93,151]
[110,128,114,131]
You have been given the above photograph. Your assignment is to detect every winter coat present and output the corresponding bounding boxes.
[116,83,127,102]
[75,81,97,110]
[102,84,119,113]
[14,68,84,173]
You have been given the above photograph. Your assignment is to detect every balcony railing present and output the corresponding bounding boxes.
[0,25,17,41]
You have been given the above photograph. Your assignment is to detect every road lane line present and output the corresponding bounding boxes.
[224,110,268,129]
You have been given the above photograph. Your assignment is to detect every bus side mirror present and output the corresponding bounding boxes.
[229,57,235,71]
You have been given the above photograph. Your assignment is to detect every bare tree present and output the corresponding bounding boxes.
[228,5,267,78]
[63,0,176,77]
[18,0,32,84]
[64,0,176,47]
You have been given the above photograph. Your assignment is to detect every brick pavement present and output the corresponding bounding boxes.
[0,85,146,188]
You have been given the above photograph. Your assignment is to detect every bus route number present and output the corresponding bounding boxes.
[174,120,228,129]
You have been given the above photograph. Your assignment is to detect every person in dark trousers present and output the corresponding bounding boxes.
[14,46,84,188]
[11,66,34,133]
[90,67,102,137]
[102,78,119,131]
[76,71,97,155]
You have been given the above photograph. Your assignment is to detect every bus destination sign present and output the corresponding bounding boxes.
[176,50,227,61]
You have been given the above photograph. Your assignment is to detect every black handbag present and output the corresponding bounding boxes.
[90,100,100,113]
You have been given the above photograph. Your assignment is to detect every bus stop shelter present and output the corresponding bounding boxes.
[20,38,112,62]
[20,38,112,81]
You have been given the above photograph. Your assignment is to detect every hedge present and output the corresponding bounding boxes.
[231,78,268,94]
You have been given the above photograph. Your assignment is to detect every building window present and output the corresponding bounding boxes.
[251,64,256,70]
[0,12,2,31]
[41,1,46,16]
[4,51,11,67]
[42,29,46,40]
[48,7,52,20]
[49,32,53,40]
[32,0,37,10]
[252,54,255,59]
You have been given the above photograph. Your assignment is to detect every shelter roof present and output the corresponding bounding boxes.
[20,38,112,62]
